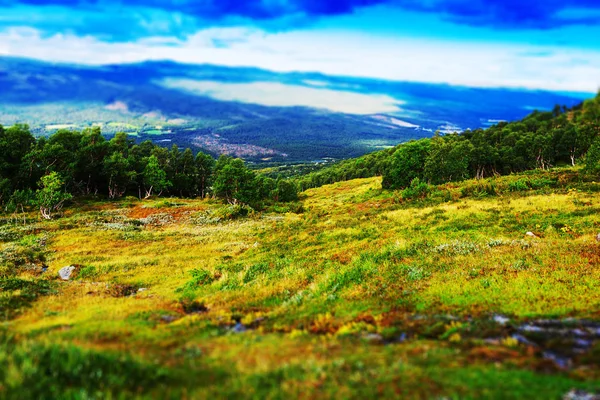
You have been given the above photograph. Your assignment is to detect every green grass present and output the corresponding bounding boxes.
[1,167,599,398]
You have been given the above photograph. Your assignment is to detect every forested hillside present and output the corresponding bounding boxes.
[296,93,600,190]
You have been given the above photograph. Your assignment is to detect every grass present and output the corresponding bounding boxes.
[1,167,599,398]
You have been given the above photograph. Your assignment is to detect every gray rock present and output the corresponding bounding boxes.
[58,265,76,281]
[362,333,384,344]
[493,314,510,326]
[231,323,247,333]
[525,231,537,238]
[160,315,178,323]
[563,389,600,400]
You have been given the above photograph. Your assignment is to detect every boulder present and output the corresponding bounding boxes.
[58,265,76,281]
[525,232,537,238]
[563,389,600,400]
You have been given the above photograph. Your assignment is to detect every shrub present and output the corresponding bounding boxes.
[508,179,530,192]
[401,178,430,200]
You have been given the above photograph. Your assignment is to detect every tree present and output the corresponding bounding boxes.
[584,140,600,176]
[273,179,298,202]
[382,139,431,189]
[103,152,135,199]
[424,134,473,185]
[213,156,257,205]
[142,155,171,198]
[110,132,130,156]
[173,148,197,197]
[35,172,72,219]
[0,124,35,190]
[76,127,109,194]
[195,152,214,198]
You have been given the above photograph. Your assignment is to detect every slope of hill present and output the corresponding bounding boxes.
[290,92,600,190]
[0,56,590,162]
[1,167,600,398]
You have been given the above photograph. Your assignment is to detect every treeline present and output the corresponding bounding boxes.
[296,93,600,190]
[0,126,298,218]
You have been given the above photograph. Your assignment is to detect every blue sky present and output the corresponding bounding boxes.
[0,0,599,92]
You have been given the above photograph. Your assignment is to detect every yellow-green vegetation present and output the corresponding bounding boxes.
[1,168,600,399]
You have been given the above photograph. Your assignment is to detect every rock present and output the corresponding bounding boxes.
[596,233,600,242]
[362,333,384,344]
[493,314,510,326]
[563,389,600,400]
[160,315,178,323]
[58,265,76,281]
[231,322,247,333]
[137,288,147,293]
[525,231,537,238]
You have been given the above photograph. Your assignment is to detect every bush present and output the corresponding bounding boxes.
[508,179,530,192]
[212,204,254,221]
[401,178,430,200]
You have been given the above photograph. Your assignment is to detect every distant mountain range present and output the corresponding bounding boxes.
[0,56,591,163]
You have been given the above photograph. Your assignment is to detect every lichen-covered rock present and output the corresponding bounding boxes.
[58,265,76,281]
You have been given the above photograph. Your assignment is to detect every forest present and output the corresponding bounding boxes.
[0,127,299,219]
[296,93,600,190]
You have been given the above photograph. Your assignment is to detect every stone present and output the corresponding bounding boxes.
[231,323,247,333]
[160,315,178,323]
[596,233,600,242]
[58,265,76,281]
[525,231,537,238]
[563,389,600,400]
[362,333,384,344]
[493,314,510,326]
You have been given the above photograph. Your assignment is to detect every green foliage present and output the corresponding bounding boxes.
[34,172,72,219]
[401,178,431,200]
[382,139,431,189]
[3,342,172,399]
[584,139,600,175]
[103,151,135,199]
[0,278,54,320]
[213,156,258,205]
[273,179,298,202]
[424,134,473,184]
[143,155,171,198]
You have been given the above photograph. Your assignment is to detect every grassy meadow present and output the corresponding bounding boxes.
[1,168,600,399]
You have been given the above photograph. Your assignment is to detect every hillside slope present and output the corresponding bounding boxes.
[1,168,600,398]
[292,92,600,190]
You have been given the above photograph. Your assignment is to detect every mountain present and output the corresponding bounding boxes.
[0,56,590,163]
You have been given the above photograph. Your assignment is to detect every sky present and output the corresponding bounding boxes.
[0,0,600,93]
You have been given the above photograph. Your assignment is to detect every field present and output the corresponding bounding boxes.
[1,168,600,399]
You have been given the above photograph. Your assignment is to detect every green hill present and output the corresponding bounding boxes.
[1,166,600,398]
[293,92,600,191]
[1,92,600,399]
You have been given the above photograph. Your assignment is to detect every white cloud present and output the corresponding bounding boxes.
[1,26,599,93]
[160,78,402,114]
